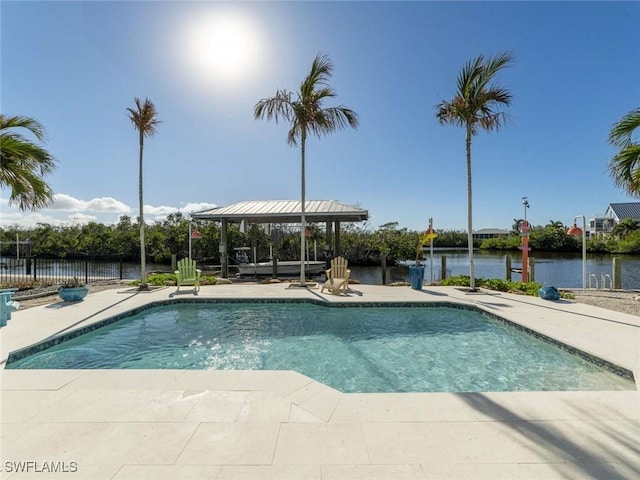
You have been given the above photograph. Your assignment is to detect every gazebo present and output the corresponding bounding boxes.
[192,199,369,278]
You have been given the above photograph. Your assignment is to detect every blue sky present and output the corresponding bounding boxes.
[2,1,639,232]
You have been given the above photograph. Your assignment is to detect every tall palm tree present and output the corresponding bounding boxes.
[0,114,57,211]
[608,107,640,196]
[127,98,160,291]
[436,52,514,290]
[254,53,358,286]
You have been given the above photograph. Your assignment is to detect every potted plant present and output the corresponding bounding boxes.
[58,277,89,302]
[409,232,427,290]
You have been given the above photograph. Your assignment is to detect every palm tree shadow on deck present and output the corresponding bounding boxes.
[457,393,640,479]
[417,289,449,296]
[42,291,142,340]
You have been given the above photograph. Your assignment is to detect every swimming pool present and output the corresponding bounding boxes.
[6,301,635,393]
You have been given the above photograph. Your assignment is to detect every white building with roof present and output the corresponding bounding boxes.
[589,202,640,235]
[472,228,510,240]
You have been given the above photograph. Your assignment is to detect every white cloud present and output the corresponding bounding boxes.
[0,210,67,228]
[142,202,217,223]
[142,202,217,221]
[51,194,131,213]
[86,197,131,213]
[0,194,217,228]
[49,193,82,211]
[68,212,98,224]
[145,205,179,216]
[180,202,217,214]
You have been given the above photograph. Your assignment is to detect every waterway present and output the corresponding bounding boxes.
[352,250,640,290]
[127,250,640,290]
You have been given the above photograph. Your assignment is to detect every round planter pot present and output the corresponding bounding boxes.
[408,266,425,290]
[59,286,89,302]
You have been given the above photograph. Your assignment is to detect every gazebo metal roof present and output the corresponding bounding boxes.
[192,200,368,224]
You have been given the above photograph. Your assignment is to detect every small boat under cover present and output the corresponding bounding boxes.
[237,260,326,277]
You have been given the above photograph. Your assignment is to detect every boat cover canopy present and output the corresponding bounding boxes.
[192,200,368,224]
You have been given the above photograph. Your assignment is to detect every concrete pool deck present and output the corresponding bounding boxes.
[1,284,639,479]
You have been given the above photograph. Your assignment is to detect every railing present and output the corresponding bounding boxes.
[588,272,613,290]
[0,254,123,286]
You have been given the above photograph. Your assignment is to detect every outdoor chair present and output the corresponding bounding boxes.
[0,288,19,328]
[321,256,350,295]
[175,258,201,293]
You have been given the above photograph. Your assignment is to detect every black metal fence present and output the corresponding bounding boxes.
[0,254,123,286]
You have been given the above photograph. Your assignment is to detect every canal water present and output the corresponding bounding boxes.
[127,251,640,290]
[352,251,640,290]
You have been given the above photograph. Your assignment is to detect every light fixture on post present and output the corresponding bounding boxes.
[189,221,202,260]
[567,215,586,291]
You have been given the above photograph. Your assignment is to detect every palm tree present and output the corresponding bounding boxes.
[254,53,358,286]
[546,220,565,230]
[436,52,514,290]
[608,107,640,196]
[511,218,523,235]
[0,114,57,211]
[127,98,160,291]
[611,218,639,238]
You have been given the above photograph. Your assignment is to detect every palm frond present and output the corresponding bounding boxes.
[608,107,640,148]
[437,51,513,136]
[0,114,48,141]
[254,52,358,147]
[456,55,484,99]
[253,90,294,124]
[435,98,467,128]
[300,53,333,96]
[474,51,514,93]
[4,161,54,210]
[609,144,640,195]
[0,113,57,211]
[127,97,161,137]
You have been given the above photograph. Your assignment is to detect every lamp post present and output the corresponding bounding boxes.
[188,221,202,260]
[520,197,530,282]
[567,215,586,291]
[424,218,438,283]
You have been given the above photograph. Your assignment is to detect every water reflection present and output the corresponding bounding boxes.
[348,251,640,290]
[124,251,640,290]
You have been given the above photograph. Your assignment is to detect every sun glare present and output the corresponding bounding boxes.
[186,13,261,83]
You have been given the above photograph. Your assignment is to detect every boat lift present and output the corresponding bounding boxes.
[0,234,31,269]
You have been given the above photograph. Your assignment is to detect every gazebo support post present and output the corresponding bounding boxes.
[325,222,333,266]
[220,219,228,278]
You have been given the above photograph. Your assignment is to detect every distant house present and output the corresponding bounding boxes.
[589,202,640,235]
[473,228,510,240]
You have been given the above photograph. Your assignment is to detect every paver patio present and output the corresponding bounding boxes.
[1,284,638,479]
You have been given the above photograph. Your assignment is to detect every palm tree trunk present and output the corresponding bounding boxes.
[139,131,147,290]
[299,130,307,286]
[466,126,475,290]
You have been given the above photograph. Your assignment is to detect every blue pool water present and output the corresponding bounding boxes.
[7,302,635,393]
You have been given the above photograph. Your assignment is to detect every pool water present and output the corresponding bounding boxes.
[7,303,635,393]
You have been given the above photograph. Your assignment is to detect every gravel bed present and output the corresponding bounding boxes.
[568,289,639,316]
[13,280,129,308]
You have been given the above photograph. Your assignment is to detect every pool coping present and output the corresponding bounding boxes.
[2,284,639,479]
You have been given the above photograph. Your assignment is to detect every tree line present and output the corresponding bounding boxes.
[2,217,639,268]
